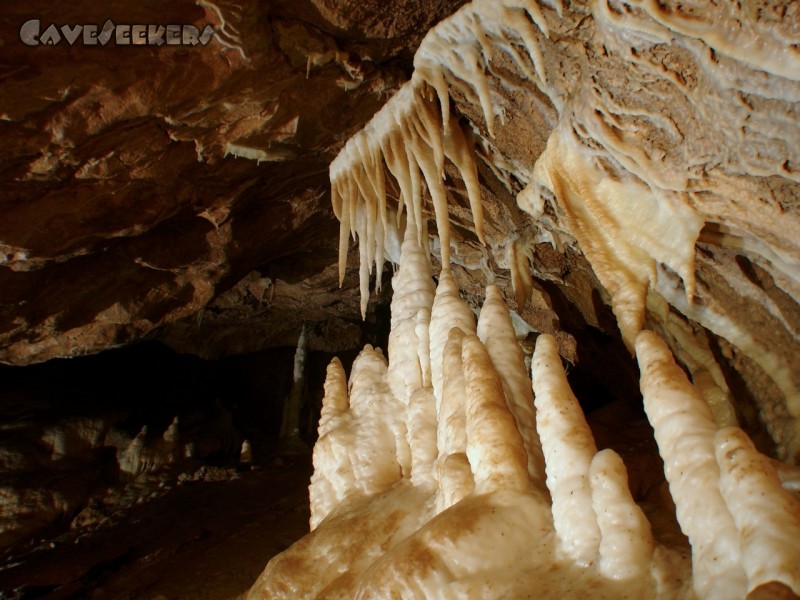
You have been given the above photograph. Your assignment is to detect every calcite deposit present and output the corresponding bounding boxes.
[245,0,800,598]
[248,231,800,599]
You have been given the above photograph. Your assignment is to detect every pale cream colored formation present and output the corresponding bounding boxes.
[636,330,747,599]
[249,239,708,599]
[461,333,531,494]
[428,269,478,510]
[248,234,800,598]
[637,331,800,599]
[714,427,800,597]
[247,0,800,597]
[478,284,545,485]
[532,333,601,566]
[307,346,407,529]
[589,449,655,582]
[308,357,348,527]
[533,123,705,353]
[333,0,800,459]
[386,227,435,485]
[434,328,475,511]
[330,84,484,318]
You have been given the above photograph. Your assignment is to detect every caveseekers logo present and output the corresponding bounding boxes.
[20,19,215,47]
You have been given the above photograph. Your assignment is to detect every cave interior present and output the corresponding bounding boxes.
[1,0,800,598]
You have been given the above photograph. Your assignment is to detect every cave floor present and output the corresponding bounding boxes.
[0,459,313,600]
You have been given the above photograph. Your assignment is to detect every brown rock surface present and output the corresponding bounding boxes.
[0,0,464,365]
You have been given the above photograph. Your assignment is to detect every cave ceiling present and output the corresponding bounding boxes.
[0,0,468,364]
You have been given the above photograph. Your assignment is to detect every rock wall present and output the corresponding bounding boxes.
[0,0,466,365]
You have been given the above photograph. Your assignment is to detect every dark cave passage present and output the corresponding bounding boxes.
[0,339,358,598]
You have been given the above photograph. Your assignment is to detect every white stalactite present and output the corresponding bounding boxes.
[330,71,488,317]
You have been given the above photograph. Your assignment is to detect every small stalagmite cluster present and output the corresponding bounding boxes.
[246,0,800,597]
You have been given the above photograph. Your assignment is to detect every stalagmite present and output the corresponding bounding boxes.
[461,333,531,494]
[532,333,600,566]
[508,239,534,310]
[407,386,438,487]
[249,0,800,597]
[316,357,348,438]
[714,426,800,597]
[435,328,475,511]
[655,266,800,460]
[160,416,180,464]
[308,346,407,529]
[308,357,348,527]
[636,330,747,599]
[478,284,545,485]
[251,213,799,598]
[119,426,149,476]
[239,440,253,466]
[646,291,739,428]
[281,324,308,443]
[589,449,655,581]
[428,268,477,508]
[343,347,404,495]
[386,225,435,406]
[429,268,476,409]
